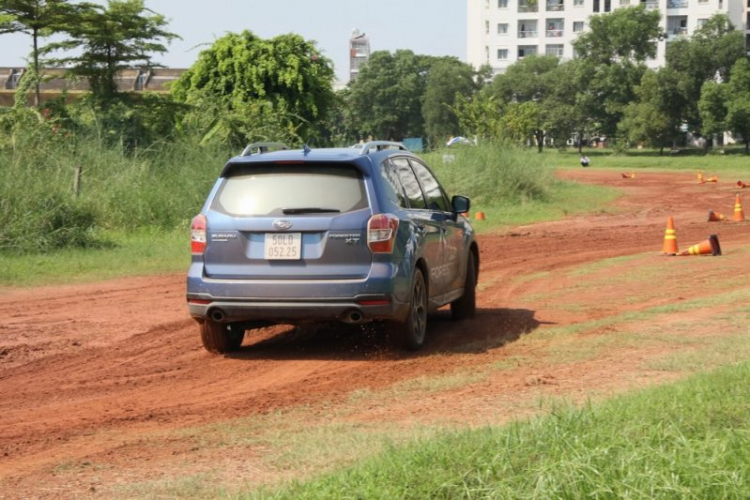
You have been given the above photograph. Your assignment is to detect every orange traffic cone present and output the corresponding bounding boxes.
[705,175,719,183]
[697,172,705,184]
[475,211,486,221]
[708,210,727,222]
[734,194,745,222]
[662,216,679,255]
[739,181,750,189]
[679,234,721,256]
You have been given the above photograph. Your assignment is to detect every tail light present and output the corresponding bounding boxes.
[191,214,207,254]
[367,213,399,253]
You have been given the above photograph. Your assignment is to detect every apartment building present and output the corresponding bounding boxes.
[467,0,745,74]
[349,29,371,82]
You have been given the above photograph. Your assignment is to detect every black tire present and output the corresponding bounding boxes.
[451,253,477,321]
[200,320,244,354]
[396,268,428,350]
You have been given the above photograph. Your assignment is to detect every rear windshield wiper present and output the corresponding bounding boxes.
[282,207,342,215]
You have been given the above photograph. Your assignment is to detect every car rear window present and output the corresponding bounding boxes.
[212,164,368,216]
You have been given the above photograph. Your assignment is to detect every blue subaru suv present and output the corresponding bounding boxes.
[187,141,479,353]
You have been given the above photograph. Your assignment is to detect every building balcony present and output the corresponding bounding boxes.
[519,30,539,38]
[667,0,688,7]
[546,29,564,37]
[546,2,564,10]
[518,4,539,12]
[642,0,658,9]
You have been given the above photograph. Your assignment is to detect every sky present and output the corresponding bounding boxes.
[2,0,467,83]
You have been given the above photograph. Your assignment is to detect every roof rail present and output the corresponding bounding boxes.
[241,142,290,157]
[358,141,409,155]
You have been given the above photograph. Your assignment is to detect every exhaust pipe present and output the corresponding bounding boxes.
[343,310,364,324]
[209,308,226,322]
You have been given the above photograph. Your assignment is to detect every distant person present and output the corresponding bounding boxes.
[580,155,590,167]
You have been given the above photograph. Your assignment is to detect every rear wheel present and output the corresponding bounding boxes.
[451,253,477,320]
[396,269,428,350]
[200,320,244,354]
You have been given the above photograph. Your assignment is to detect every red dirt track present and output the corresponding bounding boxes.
[3,169,750,497]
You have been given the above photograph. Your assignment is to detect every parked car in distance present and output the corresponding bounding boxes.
[187,141,479,354]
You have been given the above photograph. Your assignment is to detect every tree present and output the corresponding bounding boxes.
[489,55,559,151]
[0,0,74,106]
[172,30,335,146]
[572,5,662,65]
[421,58,477,145]
[619,68,684,153]
[348,50,436,140]
[44,0,178,103]
[570,6,662,139]
[666,14,746,135]
[449,93,504,140]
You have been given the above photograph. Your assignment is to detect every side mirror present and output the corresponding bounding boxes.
[451,195,471,214]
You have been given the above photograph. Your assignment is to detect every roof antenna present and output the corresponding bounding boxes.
[303,144,311,155]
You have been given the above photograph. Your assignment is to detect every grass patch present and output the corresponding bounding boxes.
[0,228,189,288]
[262,360,750,499]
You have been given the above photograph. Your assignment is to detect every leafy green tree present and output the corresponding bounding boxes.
[571,6,662,139]
[449,93,504,140]
[619,68,684,153]
[44,0,178,103]
[723,59,750,152]
[666,14,746,135]
[0,0,74,106]
[489,55,559,151]
[573,5,662,65]
[422,58,477,145]
[172,30,335,146]
[348,50,438,140]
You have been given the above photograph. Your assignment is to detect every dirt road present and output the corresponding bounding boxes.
[3,169,750,497]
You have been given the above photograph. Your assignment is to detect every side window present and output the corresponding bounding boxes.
[391,157,427,209]
[380,159,407,208]
[409,159,451,212]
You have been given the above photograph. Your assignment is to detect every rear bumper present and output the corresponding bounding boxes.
[187,297,409,324]
[186,261,412,324]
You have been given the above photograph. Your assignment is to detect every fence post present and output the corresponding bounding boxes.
[73,165,82,197]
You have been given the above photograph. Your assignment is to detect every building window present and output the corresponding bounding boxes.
[546,44,564,57]
[573,21,584,32]
[620,0,630,5]
[498,23,509,34]
[546,0,564,11]
[604,0,611,11]
[498,0,508,7]
[697,18,707,27]
[593,0,600,11]
[485,46,490,62]
[518,45,538,58]
[546,19,564,37]
[574,0,584,5]
[497,48,509,60]
[485,20,490,34]
[518,21,538,38]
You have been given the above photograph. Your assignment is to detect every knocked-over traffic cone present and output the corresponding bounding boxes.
[708,210,727,222]
[738,181,750,189]
[734,194,745,221]
[475,211,486,221]
[705,175,719,183]
[679,234,721,256]
[621,172,635,179]
[662,216,679,255]
[697,172,705,184]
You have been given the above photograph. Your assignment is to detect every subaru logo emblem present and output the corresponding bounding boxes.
[273,219,293,230]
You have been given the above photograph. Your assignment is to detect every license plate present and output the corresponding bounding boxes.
[264,232,301,260]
